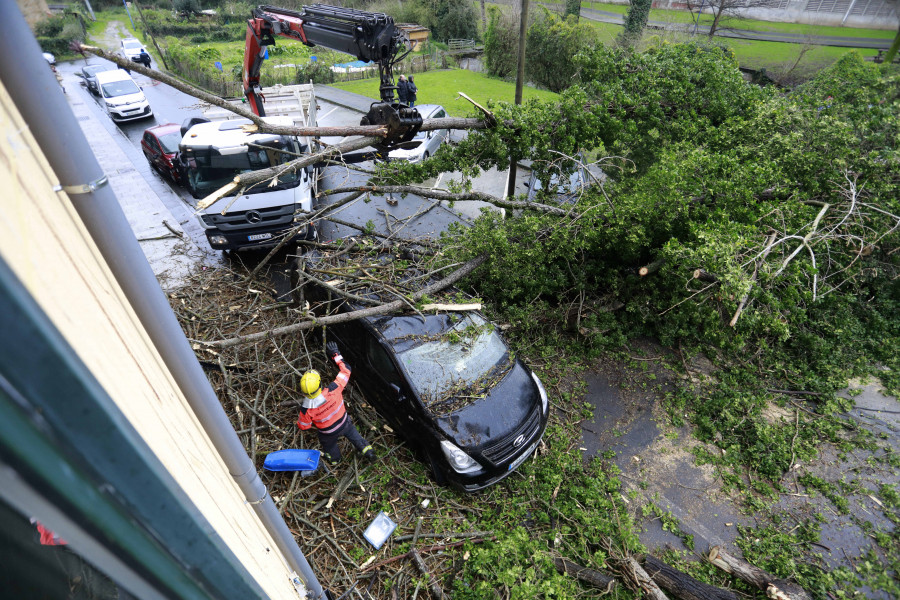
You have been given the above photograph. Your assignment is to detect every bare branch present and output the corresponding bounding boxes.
[324,185,569,216]
[200,254,488,348]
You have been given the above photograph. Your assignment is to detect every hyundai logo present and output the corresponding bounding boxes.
[246,210,262,224]
[512,434,526,448]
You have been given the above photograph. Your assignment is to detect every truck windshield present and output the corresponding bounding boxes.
[396,313,511,411]
[187,143,301,195]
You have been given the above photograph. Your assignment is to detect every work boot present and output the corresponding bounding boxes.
[362,445,376,463]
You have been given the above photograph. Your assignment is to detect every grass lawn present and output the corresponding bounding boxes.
[331,69,559,117]
[586,20,879,71]
[86,8,139,44]
[579,1,894,38]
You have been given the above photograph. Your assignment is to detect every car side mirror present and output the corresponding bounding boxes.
[389,383,405,401]
[75,73,84,79]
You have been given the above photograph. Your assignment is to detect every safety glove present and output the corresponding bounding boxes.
[326,341,340,361]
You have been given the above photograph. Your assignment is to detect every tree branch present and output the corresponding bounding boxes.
[324,185,568,215]
[199,254,488,348]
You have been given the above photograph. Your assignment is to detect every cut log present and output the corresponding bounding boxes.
[692,269,719,283]
[643,555,739,600]
[707,546,812,600]
[639,259,666,277]
[552,557,618,591]
[623,557,669,600]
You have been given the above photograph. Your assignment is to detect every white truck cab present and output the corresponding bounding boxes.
[179,84,319,251]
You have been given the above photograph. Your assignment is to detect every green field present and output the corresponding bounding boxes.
[331,69,560,117]
[585,19,879,71]
[579,1,895,38]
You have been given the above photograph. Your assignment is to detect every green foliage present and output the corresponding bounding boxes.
[454,423,642,598]
[386,45,900,498]
[422,0,480,42]
[525,9,597,93]
[173,0,201,13]
[141,8,245,43]
[618,0,651,47]
[482,6,518,79]
[564,0,582,20]
[35,14,85,58]
[574,42,751,172]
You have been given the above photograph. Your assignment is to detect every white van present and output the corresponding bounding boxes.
[95,69,152,123]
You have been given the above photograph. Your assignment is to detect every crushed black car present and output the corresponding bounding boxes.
[292,248,549,492]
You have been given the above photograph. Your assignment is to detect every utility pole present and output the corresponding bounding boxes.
[506,0,529,199]
[132,0,170,70]
[122,0,135,29]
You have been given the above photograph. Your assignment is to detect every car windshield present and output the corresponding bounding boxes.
[84,66,110,76]
[187,143,300,194]
[123,40,141,49]
[396,313,510,412]
[156,131,182,153]
[101,79,140,98]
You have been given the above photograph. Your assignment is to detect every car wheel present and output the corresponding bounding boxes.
[427,451,447,485]
[423,151,430,160]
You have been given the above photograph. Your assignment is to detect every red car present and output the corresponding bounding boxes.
[141,123,184,184]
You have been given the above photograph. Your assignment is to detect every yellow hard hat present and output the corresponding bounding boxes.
[300,370,322,399]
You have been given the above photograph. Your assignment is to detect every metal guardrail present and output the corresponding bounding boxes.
[448,39,477,51]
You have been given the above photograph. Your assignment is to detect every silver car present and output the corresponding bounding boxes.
[76,62,117,95]
[388,104,449,163]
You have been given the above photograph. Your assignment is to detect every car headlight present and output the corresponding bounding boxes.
[531,371,549,414]
[208,235,228,246]
[440,440,481,474]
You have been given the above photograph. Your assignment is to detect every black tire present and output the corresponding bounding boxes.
[423,151,430,160]
[428,451,447,485]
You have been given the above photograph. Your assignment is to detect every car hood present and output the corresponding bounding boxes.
[434,360,538,448]
[388,141,424,161]
[106,92,145,105]
[198,187,306,214]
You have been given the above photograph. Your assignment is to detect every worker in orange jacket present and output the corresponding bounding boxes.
[298,341,375,464]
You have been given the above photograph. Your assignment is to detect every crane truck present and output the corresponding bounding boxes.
[179,4,423,252]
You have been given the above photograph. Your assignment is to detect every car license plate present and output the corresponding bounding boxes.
[508,439,539,471]
[247,233,273,242]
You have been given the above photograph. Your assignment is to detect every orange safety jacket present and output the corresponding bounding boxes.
[297,355,351,435]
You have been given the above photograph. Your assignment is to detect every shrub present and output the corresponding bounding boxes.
[526,9,596,92]
[482,6,518,79]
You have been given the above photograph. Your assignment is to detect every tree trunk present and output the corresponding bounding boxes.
[552,557,618,590]
[643,555,739,600]
[707,547,812,600]
[480,0,487,32]
[623,557,669,600]
[883,26,900,64]
[708,6,723,38]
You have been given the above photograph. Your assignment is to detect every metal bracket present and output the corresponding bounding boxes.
[55,174,109,195]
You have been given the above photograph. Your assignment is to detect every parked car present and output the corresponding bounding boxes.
[524,153,598,204]
[76,62,118,95]
[95,69,152,123]
[141,123,184,184]
[120,38,147,63]
[387,104,449,163]
[292,250,549,492]
[42,52,56,65]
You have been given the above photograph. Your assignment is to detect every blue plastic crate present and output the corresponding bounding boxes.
[263,449,320,474]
